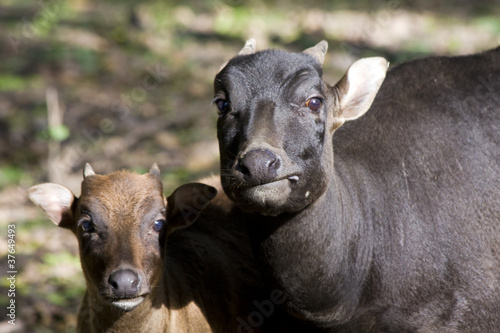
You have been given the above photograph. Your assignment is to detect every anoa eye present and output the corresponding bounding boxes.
[215,99,230,114]
[80,219,95,233]
[305,97,322,112]
[153,219,165,232]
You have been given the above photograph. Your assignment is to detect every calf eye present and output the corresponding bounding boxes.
[153,219,165,232]
[80,219,95,233]
[305,97,322,112]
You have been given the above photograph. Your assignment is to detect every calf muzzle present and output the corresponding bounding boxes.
[103,268,149,311]
[108,269,141,298]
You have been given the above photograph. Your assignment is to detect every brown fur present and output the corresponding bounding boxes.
[29,167,275,332]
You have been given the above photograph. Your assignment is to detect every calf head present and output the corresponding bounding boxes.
[214,40,388,216]
[28,164,216,312]
[29,164,166,311]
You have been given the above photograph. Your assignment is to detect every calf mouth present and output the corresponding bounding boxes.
[106,295,147,312]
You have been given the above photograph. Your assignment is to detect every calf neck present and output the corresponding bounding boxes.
[214,41,500,331]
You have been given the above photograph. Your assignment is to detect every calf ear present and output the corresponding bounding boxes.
[334,57,388,122]
[28,183,76,230]
[166,183,217,230]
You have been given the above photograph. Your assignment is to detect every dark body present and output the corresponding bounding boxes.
[214,43,500,332]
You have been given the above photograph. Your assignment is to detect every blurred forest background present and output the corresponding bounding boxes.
[0,0,499,331]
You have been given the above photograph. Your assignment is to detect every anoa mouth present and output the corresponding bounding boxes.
[238,174,301,189]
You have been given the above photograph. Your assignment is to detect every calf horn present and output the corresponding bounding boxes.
[149,163,161,177]
[83,163,96,178]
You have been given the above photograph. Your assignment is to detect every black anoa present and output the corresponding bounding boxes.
[214,40,500,332]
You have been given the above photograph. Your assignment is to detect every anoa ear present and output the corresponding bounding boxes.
[28,183,76,230]
[334,57,388,122]
[166,183,217,230]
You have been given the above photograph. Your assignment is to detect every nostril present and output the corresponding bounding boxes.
[266,150,280,171]
[109,279,119,290]
[236,158,250,175]
[268,158,280,171]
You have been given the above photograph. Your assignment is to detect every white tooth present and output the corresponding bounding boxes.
[305,191,310,198]
[288,175,299,181]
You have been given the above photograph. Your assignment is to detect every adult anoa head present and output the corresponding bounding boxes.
[214,39,387,216]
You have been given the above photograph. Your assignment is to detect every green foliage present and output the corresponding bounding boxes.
[29,0,68,37]
[163,167,193,193]
[0,165,23,188]
[49,124,70,142]
[0,74,26,92]
[36,252,85,306]
[42,252,80,269]
[474,16,500,34]
[214,7,252,38]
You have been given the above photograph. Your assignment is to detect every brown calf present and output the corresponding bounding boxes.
[28,164,276,332]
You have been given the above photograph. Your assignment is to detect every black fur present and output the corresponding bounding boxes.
[214,46,500,331]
